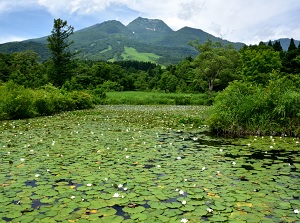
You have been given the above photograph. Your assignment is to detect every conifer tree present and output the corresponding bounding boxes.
[287,38,297,52]
[273,41,283,52]
[283,38,300,74]
[47,18,74,87]
[267,40,273,47]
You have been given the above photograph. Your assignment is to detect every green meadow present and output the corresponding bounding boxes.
[102,91,209,105]
[0,105,299,222]
[121,47,161,63]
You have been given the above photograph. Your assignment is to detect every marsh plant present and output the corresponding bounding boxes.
[208,77,300,136]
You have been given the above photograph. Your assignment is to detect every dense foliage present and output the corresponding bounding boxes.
[208,41,300,136]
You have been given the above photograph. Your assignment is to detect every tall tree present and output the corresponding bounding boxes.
[0,53,12,82]
[267,40,273,47]
[190,40,241,97]
[47,18,74,87]
[287,38,297,52]
[240,44,282,85]
[282,38,300,74]
[272,41,284,59]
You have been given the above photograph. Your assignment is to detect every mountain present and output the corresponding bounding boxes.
[0,17,245,65]
[127,17,173,44]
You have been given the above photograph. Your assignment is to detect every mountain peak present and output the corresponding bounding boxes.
[127,17,173,33]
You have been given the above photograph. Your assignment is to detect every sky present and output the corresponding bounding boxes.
[0,0,300,45]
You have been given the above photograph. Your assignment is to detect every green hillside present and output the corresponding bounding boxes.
[0,17,246,65]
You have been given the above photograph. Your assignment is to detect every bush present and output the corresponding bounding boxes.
[207,79,300,136]
[0,82,96,120]
[68,91,94,109]
[0,81,36,119]
[89,87,106,104]
[175,95,191,105]
[101,81,123,92]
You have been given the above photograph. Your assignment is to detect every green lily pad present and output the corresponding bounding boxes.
[1,105,299,221]
[123,206,145,214]
[131,213,148,221]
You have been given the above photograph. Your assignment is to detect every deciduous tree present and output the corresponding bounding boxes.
[190,40,241,97]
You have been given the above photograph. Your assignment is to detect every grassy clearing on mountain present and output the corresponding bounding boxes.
[121,47,161,63]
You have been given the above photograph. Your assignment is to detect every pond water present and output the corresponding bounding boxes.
[0,105,299,222]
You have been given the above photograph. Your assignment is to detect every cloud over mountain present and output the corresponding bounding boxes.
[1,0,300,44]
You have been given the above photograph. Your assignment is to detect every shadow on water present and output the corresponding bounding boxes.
[225,149,300,166]
[112,206,130,220]
[177,130,236,147]
[174,130,299,173]
[25,180,37,187]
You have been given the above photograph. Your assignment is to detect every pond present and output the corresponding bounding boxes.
[0,105,299,222]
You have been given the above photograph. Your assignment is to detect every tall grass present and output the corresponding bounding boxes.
[207,79,300,136]
[101,91,209,105]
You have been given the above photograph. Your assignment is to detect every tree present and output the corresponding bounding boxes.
[282,38,300,74]
[190,40,241,97]
[9,51,47,88]
[267,40,273,47]
[47,18,75,87]
[273,41,283,52]
[240,44,282,85]
[288,38,297,52]
[158,71,178,92]
[0,53,13,83]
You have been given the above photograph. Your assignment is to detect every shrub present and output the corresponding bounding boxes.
[68,91,94,109]
[175,95,191,105]
[0,81,36,119]
[207,79,300,136]
[101,81,123,92]
[89,87,106,104]
[0,82,96,120]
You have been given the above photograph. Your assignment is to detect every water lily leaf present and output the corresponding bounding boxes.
[77,201,90,208]
[209,215,228,222]
[156,214,171,222]
[123,206,145,214]
[130,213,148,221]
[180,205,195,212]
[40,197,56,203]
[101,215,124,223]
[165,202,182,208]
[5,211,23,219]
[13,215,35,223]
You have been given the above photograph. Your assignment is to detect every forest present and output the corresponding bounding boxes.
[1,19,300,136]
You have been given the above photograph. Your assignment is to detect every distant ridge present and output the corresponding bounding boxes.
[0,17,297,65]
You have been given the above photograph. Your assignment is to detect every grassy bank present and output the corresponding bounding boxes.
[102,91,209,105]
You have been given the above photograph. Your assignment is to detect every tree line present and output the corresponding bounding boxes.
[1,19,300,95]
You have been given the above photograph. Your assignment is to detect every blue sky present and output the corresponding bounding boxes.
[1,0,300,45]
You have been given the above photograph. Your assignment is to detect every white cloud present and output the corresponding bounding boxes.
[0,0,300,44]
[0,35,29,44]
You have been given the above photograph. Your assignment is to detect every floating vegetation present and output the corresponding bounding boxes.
[0,105,299,222]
